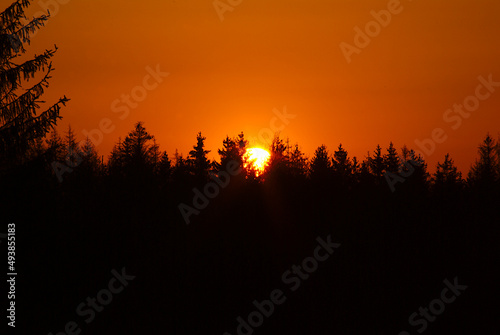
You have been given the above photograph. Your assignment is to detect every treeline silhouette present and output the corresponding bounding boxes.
[3,121,499,203]
[1,121,498,334]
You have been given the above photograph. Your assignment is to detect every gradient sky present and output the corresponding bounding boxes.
[18,0,500,173]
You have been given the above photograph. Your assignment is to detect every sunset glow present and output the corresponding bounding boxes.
[22,0,500,173]
[244,148,270,175]
[2,1,498,333]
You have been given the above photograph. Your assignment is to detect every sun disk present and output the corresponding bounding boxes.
[244,148,270,175]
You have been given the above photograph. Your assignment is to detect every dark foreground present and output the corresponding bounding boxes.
[2,173,499,335]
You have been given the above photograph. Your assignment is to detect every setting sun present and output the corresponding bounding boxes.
[243,148,270,175]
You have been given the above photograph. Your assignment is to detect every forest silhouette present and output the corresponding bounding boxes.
[1,1,499,334]
[2,120,499,334]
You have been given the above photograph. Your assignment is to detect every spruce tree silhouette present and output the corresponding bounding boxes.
[188,131,211,184]
[108,121,158,181]
[217,132,248,173]
[468,134,499,193]
[78,136,102,179]
[332,143,352,191]
[0,0,68,169]
[433,153,463,196]
[266,134,288,180]
[309,144,332,182]
[63,125,82,169]
[46,127,65,162]
[288,143,308,180]
[383,142,400,174]
[368,144,384,182]
[399,148,429,197]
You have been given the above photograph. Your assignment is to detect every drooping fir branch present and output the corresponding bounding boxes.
[0,63,54,123]
[0,95,68,153]
[0,92,68,135]
[0,13,50,63]
[21,95,68,139]
[0,0,31,34]
[0,47,56,97]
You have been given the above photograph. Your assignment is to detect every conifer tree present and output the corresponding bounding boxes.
[188,131,211,181]
[433,153,462,194]
[288,143,308,178]
[0,0,68,167]
[332,143,352,183]
[158,151,171,180]
[368,145,384,179]
[46,128,64,162]
[150,138,161,172]
[383,142,399,174]
[79,137,101,178]
[309,144,332,181]
[357,158,373,186]
[108,122,157,177]
[235,131,248,161]
[217,136,236,171]
[267,134,288,175]
[217,132,247,172]
[171,149,191,184]
[64,125,82,168]
[108,137,123,176]
[468,134,499,190]
[404,149,429,193]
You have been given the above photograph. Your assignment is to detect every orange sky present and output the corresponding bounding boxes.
[18,0,500,173]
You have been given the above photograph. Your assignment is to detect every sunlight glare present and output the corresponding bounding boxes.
[244,148,270,175]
